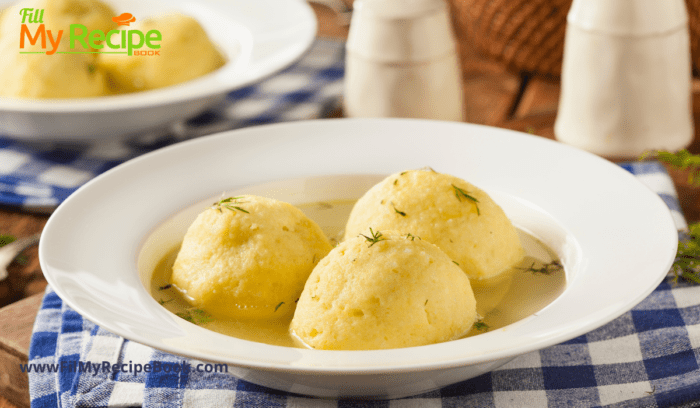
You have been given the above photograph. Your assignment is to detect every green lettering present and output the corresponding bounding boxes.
[19,8,33,24]
[69,24,88,49]
[145,30,161,49]
[127,30,144,55]
[105,29,121,49]
[88,29,105,49]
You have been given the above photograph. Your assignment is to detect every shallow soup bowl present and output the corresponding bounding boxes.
[39,118,677,398]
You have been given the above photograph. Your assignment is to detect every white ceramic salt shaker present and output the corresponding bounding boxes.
[554,0,693,159]
[344,0,464,121]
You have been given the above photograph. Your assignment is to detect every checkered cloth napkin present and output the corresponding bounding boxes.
[0,38,345,212]
[27,161,700,408]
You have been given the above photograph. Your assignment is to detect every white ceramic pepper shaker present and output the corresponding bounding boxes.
[344,0,464,121]
[554,0,693,159]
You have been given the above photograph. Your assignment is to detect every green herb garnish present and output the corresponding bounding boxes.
[15,255,28,265]
[453,261,460,266]
[474,320,489,331]
[176,308,213,325]
[640,149,700,285]
[641,149,700,186]
[159,299,174,305]
[274,302,285,312]
[673,223,700,284]
[452,184,480,215]
[360,228,386,247]
[1,235,27,265]
[392,204,406,217]
[518,260,563,275]
[0,235,16,247]
[213,197,249,213]
[405,233,420,241]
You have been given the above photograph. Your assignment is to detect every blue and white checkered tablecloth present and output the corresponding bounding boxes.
[0,39,345,211]
[26,162,700,407]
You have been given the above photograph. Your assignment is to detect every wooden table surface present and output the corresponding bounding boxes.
[2,3,700,407]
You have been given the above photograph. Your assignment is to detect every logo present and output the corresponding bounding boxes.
[112,13,136,26]
[18,8,161,56]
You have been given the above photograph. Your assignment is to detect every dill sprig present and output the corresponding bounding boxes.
[212,197,249,213]
[518,260,563,275]
[0,234,16,247]
[405,233,420,241]
[176,308,213,325]
[673,224,700,284]
[360,228,386,247]
[1,234,28,264]
[640,149,700,285]
[474,320,489,331]
[641,149,700,186]
[274,302,285,312]
[392,204,407,217]
[452,184,480,215]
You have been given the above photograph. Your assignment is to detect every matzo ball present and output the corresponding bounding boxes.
[171,195,333,319]
[0,0,116,40]
[291,230,477,350]
[99,13,225,92]
[0,39,107,98]
[344,169,524,281]
[0,0,113,98]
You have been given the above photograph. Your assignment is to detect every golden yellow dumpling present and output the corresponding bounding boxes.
[0,0,114,98]
[99,13,225,92]
[344,169,525,281]
[291,230,477,350]
[0,0,116,39]
[39,0,115,34]
[0,38,106,98]
[171,196,333,319]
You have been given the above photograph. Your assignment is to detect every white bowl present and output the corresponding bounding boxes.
[0,0,316,141]
[39,118,678,398]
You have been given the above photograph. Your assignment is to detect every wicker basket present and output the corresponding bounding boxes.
[449,0,572,78]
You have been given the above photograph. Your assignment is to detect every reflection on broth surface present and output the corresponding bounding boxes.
[151,199,566,349]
